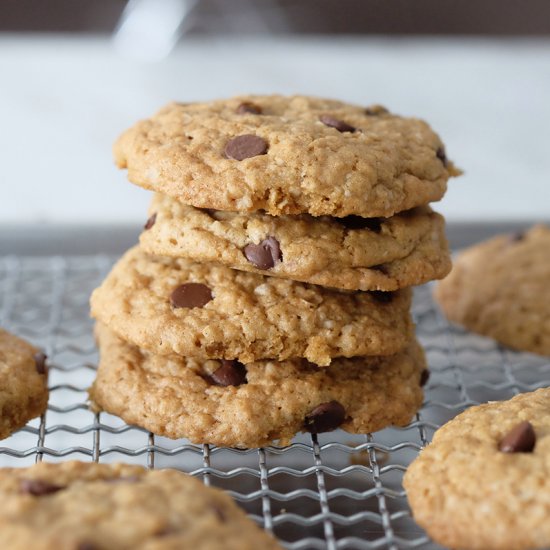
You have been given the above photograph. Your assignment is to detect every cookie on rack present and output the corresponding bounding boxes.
[435,224,550,355]
[89,324,427,448]
[114,95,460,218]
[0,328,48,440]
[0,460,281,549]
[90,246,414,366]
[404,388,550,550]
[139,195,451,291]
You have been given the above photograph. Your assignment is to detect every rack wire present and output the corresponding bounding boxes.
[1,254,549,549]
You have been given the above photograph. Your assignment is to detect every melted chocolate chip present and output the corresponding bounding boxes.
[210,360,247,387]
[236,102,262,115]
[243,236,282,269]
[304,401,346,433]
[224,135,268,160]
[509,231,525,243]
[20,479,64,496]
[34,352,47,375]
[152,526,173,538]
[371,290,394,303]
[319,115,356,133]
[420,369,430,387]
[436,147,448,167]
[170,283,212,309]
[499,421,536,453]
[336,216,382,232]
[144,213,157,230]
[365,105,389,116]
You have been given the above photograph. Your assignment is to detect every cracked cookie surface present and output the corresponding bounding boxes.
[90,325,426,448]
[0,328,48,440]
[114,95,460,218]
[90,246,414,366]
[404,388,550,550]
[0,460,281,549]
[435,224,550,355]
[140,195,451,291]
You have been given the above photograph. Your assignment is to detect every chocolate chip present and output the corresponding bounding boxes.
[210,360,247,387]
[243,236,282,269]
[152,526,173,538]
[336,216,382,232]
[34,352,47,375]
[436,147,448,167]
[365,105,389,116]
[420,369,430,387]
[224,135,268,160]
[77,543,97,550]
[20,479,64,496]
[236,102,262,115]
[319,115,356,133]
[499,421,536,453]
[144,213,157,230]
[170,283,212,309]
[509,231,525,243]
[304,401,346,433]
[371,291,394,303]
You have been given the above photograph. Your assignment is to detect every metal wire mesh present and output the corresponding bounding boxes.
[1,254,550,549]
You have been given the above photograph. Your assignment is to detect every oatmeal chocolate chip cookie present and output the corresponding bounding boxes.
[404,388,550,550]
[140,195,451,291]
[90,246,414,366]
[0,328,49,440]
[0,460,281,549]
[90,324,426,448]
[114,95,460,218]
[435,224,550,356]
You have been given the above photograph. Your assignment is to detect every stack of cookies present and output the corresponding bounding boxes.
[89,95,459,448]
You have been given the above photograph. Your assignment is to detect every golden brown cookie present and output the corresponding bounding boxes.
[90,324,426,448]
[404,388,550,550]
[114,95,460,218]
[0,328,49,440]
[0,460,281,549]
[139,195,451,291]
[435,224,550,356]
[90,246,414,366]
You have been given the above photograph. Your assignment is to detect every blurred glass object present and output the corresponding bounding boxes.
[113,0,198,61]
[113,0,289,60]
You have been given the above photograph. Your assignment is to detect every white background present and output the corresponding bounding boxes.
[1,35,549,225]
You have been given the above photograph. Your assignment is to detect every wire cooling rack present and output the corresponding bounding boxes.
[1,254,550,549]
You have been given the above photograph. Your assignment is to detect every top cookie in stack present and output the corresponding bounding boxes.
[115,96,458,218]
[114,95,459,291]
[90,95,459,447]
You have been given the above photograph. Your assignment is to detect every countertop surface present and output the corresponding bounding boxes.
[1,35,549,226]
